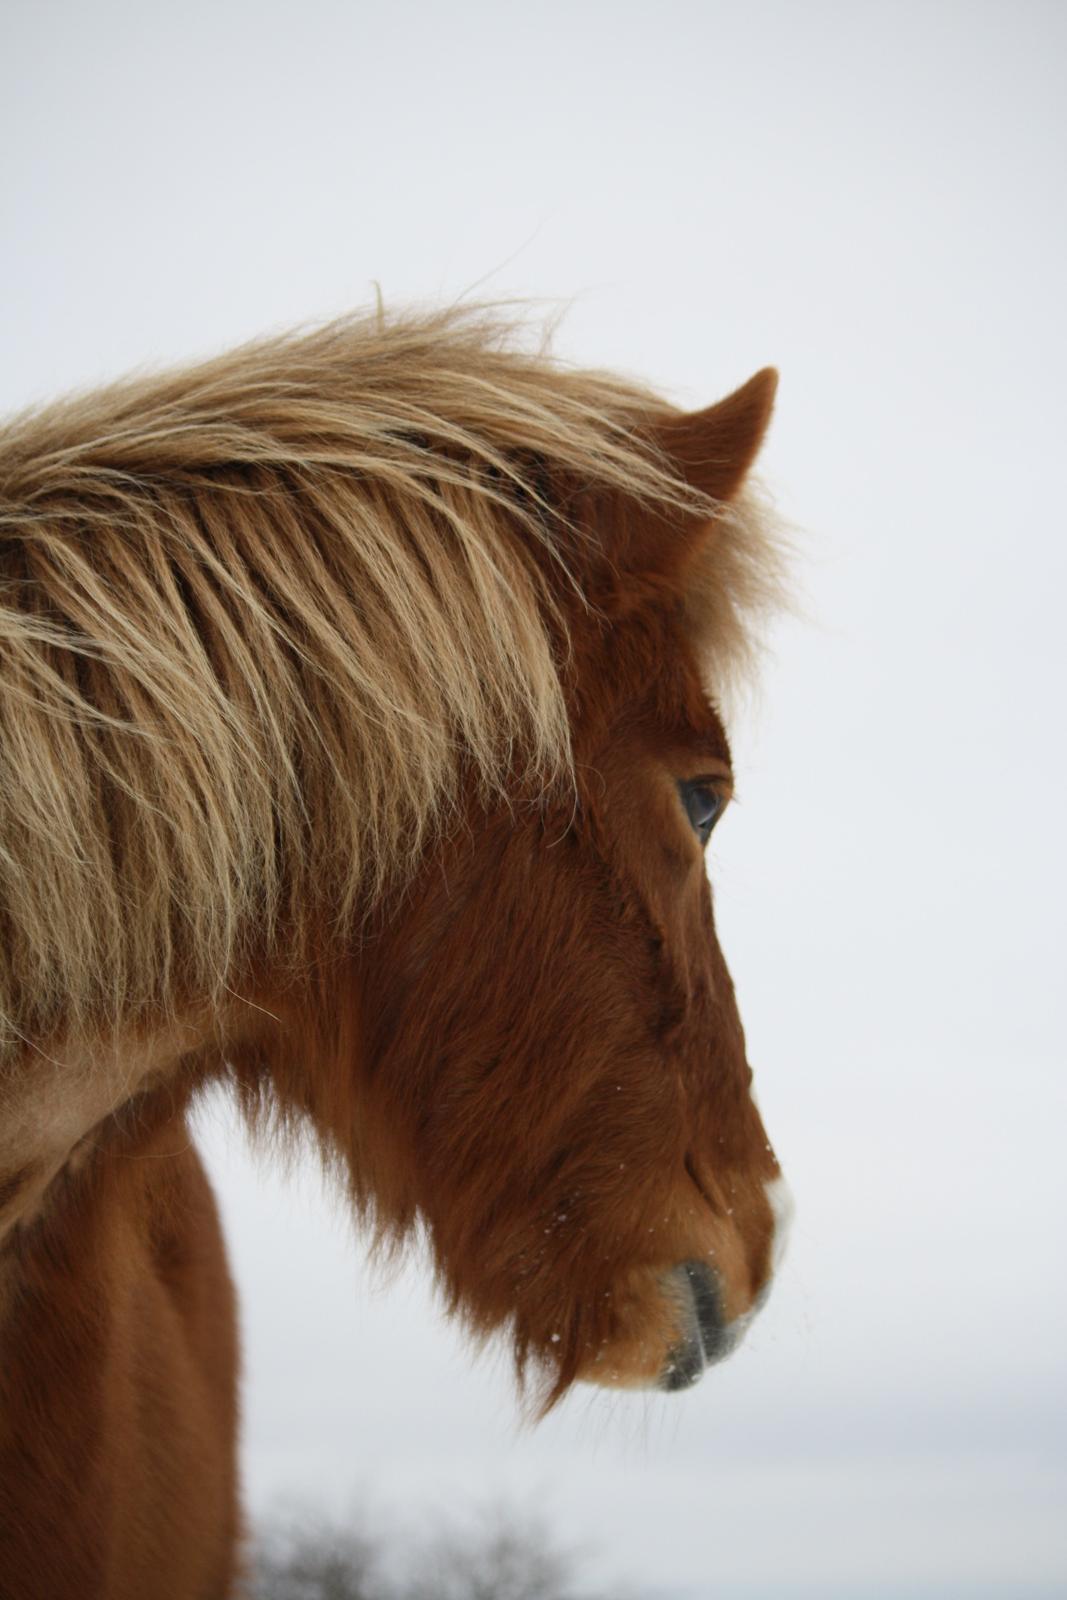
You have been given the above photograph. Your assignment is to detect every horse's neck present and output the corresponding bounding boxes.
[0,1010,224,1249]
[0,1090,241,1594]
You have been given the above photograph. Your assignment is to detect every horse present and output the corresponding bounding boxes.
[0,306,791,1598]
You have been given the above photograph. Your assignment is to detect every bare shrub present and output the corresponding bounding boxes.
[248,1515,383,1600]
[246,1504,611,1600]
[404,1507,586,1600]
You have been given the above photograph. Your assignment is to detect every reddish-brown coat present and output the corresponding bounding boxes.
[0,1109,239,1597]
[0,362,784,1595]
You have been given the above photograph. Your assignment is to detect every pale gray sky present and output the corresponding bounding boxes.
[3,2,1065,1595]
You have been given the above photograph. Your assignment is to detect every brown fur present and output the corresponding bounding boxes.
[0,309,788,1596]
[0,1106,239,1597]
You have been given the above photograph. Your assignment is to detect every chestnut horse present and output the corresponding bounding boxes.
[0,309,790,1598]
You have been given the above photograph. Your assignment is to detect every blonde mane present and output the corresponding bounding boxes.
[0,306,779,1058]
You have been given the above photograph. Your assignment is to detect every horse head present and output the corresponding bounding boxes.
[250,363,791,1406]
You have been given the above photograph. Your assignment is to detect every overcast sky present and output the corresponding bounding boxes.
[3,3,1065,1596]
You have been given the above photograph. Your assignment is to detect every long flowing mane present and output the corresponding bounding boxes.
[0,307,780,1057]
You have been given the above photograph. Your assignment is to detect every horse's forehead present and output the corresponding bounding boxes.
[574,602,732,765]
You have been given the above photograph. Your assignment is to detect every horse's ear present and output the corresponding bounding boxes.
[653,367,778,506]
[581,367,779,612]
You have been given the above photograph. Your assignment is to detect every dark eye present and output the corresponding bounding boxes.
[678,780,724,846]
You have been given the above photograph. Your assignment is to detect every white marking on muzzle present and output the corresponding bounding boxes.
[765,1174,795,1273]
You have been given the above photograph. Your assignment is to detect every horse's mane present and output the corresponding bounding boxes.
[0,306,781,1056]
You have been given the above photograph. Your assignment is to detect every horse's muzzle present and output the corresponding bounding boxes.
[659,1260,741,1391]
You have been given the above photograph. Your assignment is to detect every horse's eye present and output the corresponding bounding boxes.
[678,780,724,846]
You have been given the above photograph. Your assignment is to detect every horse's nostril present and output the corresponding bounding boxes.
[660,1260,734,1392]
[679,1259,731,1363]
